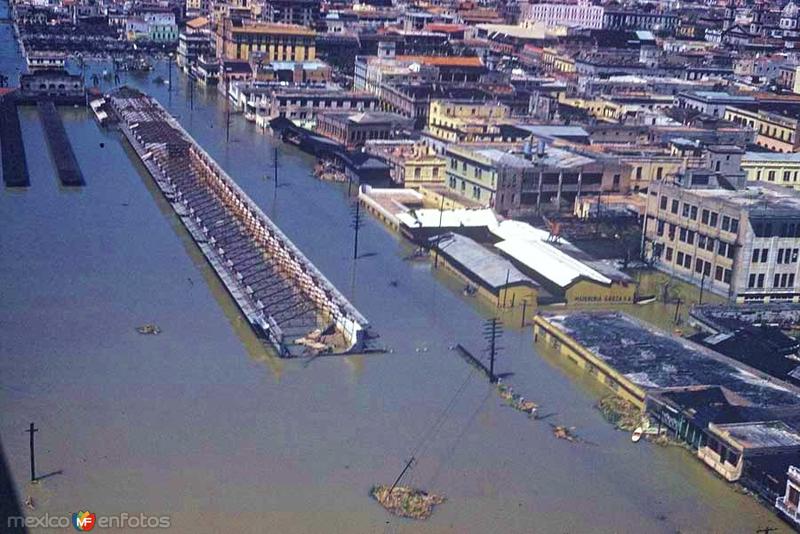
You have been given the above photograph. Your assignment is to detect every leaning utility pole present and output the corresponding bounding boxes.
[273,147,279,191]
[483,318,503,383]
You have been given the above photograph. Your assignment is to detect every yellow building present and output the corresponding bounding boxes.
[217,20,315,62]
[436,233,539,309]
[542,47,576,74]
[427,99,510,143]
[742,151,800,189]
[725,105,800,153]
[364,141,445,189]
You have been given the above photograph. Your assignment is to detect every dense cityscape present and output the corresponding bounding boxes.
[4,0,800,530]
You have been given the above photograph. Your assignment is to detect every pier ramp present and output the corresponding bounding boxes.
[107,88,368,357]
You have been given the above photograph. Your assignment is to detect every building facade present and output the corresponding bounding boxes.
[217,20,316,62]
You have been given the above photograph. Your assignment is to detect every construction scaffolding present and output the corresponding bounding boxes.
[107,87,368,357]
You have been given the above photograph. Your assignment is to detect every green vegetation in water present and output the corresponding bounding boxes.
[597,395,643,431]
[371,485,445,520]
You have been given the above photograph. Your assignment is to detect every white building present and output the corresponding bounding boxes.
[520,0,604,30]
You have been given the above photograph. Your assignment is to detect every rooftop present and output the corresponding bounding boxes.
[712,421,800,450]
[437,233,538,290]
[544,312,800,408]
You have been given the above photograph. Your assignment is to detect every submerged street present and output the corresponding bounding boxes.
[0,29,783,532]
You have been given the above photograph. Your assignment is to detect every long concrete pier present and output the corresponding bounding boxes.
[0,95,29,187]
[38,101,84,186]
[105,88,368,356]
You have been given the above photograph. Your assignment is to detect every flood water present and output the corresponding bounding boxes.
[0,13,784,532]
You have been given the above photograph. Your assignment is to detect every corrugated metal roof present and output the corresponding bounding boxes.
[438,233,537,289]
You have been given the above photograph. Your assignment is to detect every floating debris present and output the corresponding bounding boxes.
[25,495,35,510]
[295,328,332,355]
[136,324,161,335]
[371,485,445,520]
[462,284,477,297]
[551,424,578,442]
[496,382,538,417]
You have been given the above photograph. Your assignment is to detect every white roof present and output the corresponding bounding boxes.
[397,208,499,229]
[490,219,554,243]
[495,239,612,288]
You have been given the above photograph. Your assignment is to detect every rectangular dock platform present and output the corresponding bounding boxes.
[37,100,84,186]
[0,94,29,187]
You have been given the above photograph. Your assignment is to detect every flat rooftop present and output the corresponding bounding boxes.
[713,421,800,450]
[686,184,800,217]
[542,312,800,408]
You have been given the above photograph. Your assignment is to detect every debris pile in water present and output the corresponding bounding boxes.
[551,425,578,442]
[371,485,445,520]
[497,382,538,416]
[136,324,161,335]
[597,395,642,431]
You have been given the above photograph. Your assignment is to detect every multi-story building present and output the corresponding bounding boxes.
[253,88,379,127]
[644,170,800,302]
[445,142,624,215]
[602,9,679,31]
[725,103,800,153]
[364,140,446,188]
[427,100,511,143]
[316,111,413,148]
[177,18,214,72]
[776,465,800,528]
[217,20,316,62]
[742,152,800,189]
[264,0,320,27]
[520,0,604,29]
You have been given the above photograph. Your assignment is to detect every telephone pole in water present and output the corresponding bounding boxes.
[26,422,37,482]
[351,200,363,260]
[483,318,503,383]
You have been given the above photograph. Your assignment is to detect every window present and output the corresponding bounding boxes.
[716,266,724,281]
[710,212,719,227]
[677,251,684,265]
[762,249,769,262]
[660,196,668,210]
[665,247,673,261]
[701,209,710,224]
[722,215,731,231]
[657,220,665,236]
[690,206,698,220]
[671,199,679,214]
[724,269,732,284]
[730,218,739,233]
[757,273,765,288]
[695,258,703,273]
[679,228,687,242]
[682,203,691,217]
[774,274,781,288]
[752,248,760,263]
[748,273,756,288]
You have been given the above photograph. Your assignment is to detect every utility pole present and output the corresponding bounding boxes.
[351,199,363,260]
[168,53,173,94]
[756,527,778,534]
[520,300,528,328]
[673,297,682,324]
[25,422,37,482]
[699,271,706,305]
[483,318,503,383]
[273,147,278,192]
[433,195,445,268]
[188,72,195,111]
[225,78,231,143]
[388,456,415,494]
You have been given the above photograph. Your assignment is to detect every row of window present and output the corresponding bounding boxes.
[748,272,797,289]
[751,220,800,238]
[664,248,732,283]
[659,196,740,233]
[656,221,736,259]
[753,247,800,264]
[754,169,800,183]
